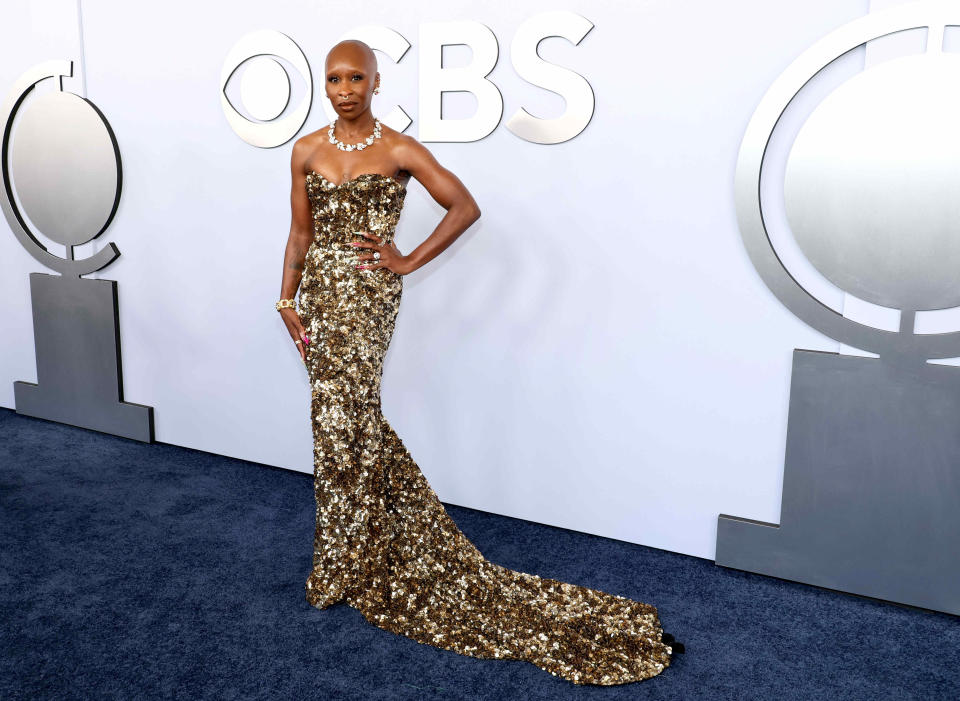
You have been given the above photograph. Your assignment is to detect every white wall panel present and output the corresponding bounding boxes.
[0,0,873,560]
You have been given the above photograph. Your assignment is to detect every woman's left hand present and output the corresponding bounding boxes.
[351,231,410,275]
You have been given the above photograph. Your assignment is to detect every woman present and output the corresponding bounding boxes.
[276,39,683,685]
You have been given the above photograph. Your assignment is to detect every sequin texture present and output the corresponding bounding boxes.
[298,171,673,685]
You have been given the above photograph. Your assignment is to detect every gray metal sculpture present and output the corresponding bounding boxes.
[1,59,153,442]
[716,1,960,615]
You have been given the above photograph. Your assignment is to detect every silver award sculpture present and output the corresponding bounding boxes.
[1,59,153,442]
[716,1,960,615]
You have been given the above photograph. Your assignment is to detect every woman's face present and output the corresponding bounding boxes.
[325,55,378,118]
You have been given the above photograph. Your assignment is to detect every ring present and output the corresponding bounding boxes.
[295,340,302,345]
[373,251,381,261]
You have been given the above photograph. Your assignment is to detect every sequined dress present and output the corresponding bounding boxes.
[297,171,674,685]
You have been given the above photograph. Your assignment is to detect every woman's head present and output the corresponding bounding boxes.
[325,40,379,120]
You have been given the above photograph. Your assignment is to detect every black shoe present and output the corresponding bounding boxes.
[662,632,685,654]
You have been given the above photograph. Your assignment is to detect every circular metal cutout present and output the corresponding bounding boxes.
[734,0,960,361]
[785,53,960,312]
[10,90,120,248]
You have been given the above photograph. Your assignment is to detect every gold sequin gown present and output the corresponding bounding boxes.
[297,171,675,685]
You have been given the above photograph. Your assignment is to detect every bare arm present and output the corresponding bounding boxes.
[281,138,313,299]
[394,136,481,275]
[279,138,313,362]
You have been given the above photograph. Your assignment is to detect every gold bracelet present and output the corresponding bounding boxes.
[276,298,296,311]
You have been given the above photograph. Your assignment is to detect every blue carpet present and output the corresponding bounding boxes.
[0,406,956,700]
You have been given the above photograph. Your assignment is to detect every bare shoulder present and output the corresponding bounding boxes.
[384,125,421,154]
[291,128,329,172]
[290,135,309,169]
[384,127,436,172]
[295,126,329,149]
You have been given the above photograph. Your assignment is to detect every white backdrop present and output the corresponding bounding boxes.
[0,0,878,561]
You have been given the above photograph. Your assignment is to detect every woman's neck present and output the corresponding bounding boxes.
[334,114,376,140]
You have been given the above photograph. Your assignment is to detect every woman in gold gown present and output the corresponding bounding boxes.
[276,40,683,686]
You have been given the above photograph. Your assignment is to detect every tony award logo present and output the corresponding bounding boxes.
[1,59,153,442]
[716,0,960,616]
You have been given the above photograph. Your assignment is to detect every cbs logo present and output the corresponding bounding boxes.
[220,11,595,148]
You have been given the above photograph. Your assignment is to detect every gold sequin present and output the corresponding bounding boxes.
[298,171,673,685]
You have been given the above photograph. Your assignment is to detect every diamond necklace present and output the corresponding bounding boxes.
[328,117,382,151]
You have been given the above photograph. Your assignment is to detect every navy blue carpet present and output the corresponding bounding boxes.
[1,406,957,700]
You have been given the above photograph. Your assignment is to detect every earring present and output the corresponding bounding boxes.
[374,86,380,95]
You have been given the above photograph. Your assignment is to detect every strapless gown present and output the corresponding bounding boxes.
[297,171,675,685]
